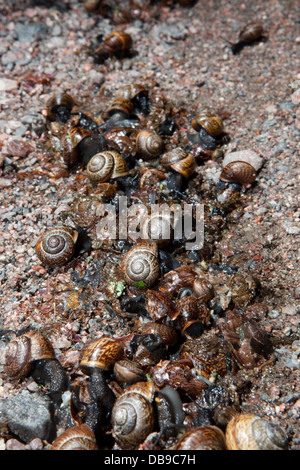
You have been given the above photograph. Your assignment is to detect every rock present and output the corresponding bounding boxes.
[0,78,19,91]
[0,391,55,444]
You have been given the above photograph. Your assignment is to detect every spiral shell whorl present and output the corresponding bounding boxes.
[36,227,78,267]
[122,246,160,287]
[86,151,128,182]
[136,130,164,160]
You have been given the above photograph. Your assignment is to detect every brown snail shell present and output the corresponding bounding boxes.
[104,31,133,55]
[173,425,226,450]
[222,149,263,172]
[141,322,178,347]
[4,331,56,379]
[220,161,257,185]
[136,130,164,160]
[46,92,74,122]
[193,277,214,301]
[239,23,264,44]
[225,413,288,450]
[116,83,148,102]
[121,244,160,287]
[144,290,175,321]
[141,210,174,247]
[35,227,78,267]
[105,98,134,118]
[51,424,98,450]
[62,126,93,167]
[191,111,224,137]
[79,336,124,372]
[111,381,155,449]
[113,359,146,386]
[86,151,129,183]
[161,148,196,178]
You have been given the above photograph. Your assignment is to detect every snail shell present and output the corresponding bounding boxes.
[62,126,93,167]
[105,98,134,118]
[35,227,78,267]
[113,359,146,385]
[46,92,74,122]
[86,151,129,183]
[193,277,214,301]
[111,381,155,449]
[161,148,196,178]
[104,31,133,55]
[141,210,174,247]
[222,150,263,172]
[136,130,164,160]
[121,244,160,287]
[239,23,264,44]
[173,425,226,450]
[79,336,124,372]
[51,424,98,450]
[191,111,224,137]
[4,331,56,379]
[141,322,178,347]
[225,413,288,450]
[220,161,257,185]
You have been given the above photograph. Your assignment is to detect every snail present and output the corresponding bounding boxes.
[62,126,94,167]
[86,151,129,183]
[161,148,196,179]
[104,98,134,120]
[113,359,146,386]
[79,336,124,372]
[141,322,179,348]
[46,92,74,123]
[35,226,78,267]
[172,425,226,450]
[154,385,185,439]
[193,277,214,302]
[79,336,123,414]
[144,290,175,321]
[220,161,257,185]
[141,210,174,247]
[4,330,56,380]
[116,83,150,114]
[231,23,265,55]
[51,424,99,450]
[191,111,224,138]
[4,330,68,400]
[129,333,166,366]
[135,130,164,160]
[121,243,160,287]
[111,381,155,449]
[225,413,288,450]
[159,265,197,295]
[93,31,133,63]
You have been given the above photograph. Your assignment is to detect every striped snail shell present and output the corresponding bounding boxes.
[35,227,78,267]
[121,244,160,287]
[86,151,129,183]
[104,31,133,55]
[161,148,196,178]
[173,425,226,450]
[111,381,155,449]
[191,110,224,137]
[51,424,98,450]
[220,161,257,185]
[79,336,124,372]
[4,330,56,380]
[136,130,164,160]
[141,210,174,247]
[105,98,134,118]
[225,413,288,450]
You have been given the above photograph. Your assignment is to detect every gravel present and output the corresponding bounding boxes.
[0,0,299,450]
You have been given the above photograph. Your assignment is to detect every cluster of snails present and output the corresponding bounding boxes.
[2,326,288,450]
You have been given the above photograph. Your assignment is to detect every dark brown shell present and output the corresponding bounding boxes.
[62,126,93,167]
[161,148,196,178]
[220,161,257,184]
[105,98,134,118]
[46,92,74,121]
[35,227,78,267]
[191,111,224,137]
[104,31,133,54]
[173,425,226,450]
[239,23,264,43]
[113,359,146,385]
[79,336,124,371]
[136,130,164,160]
